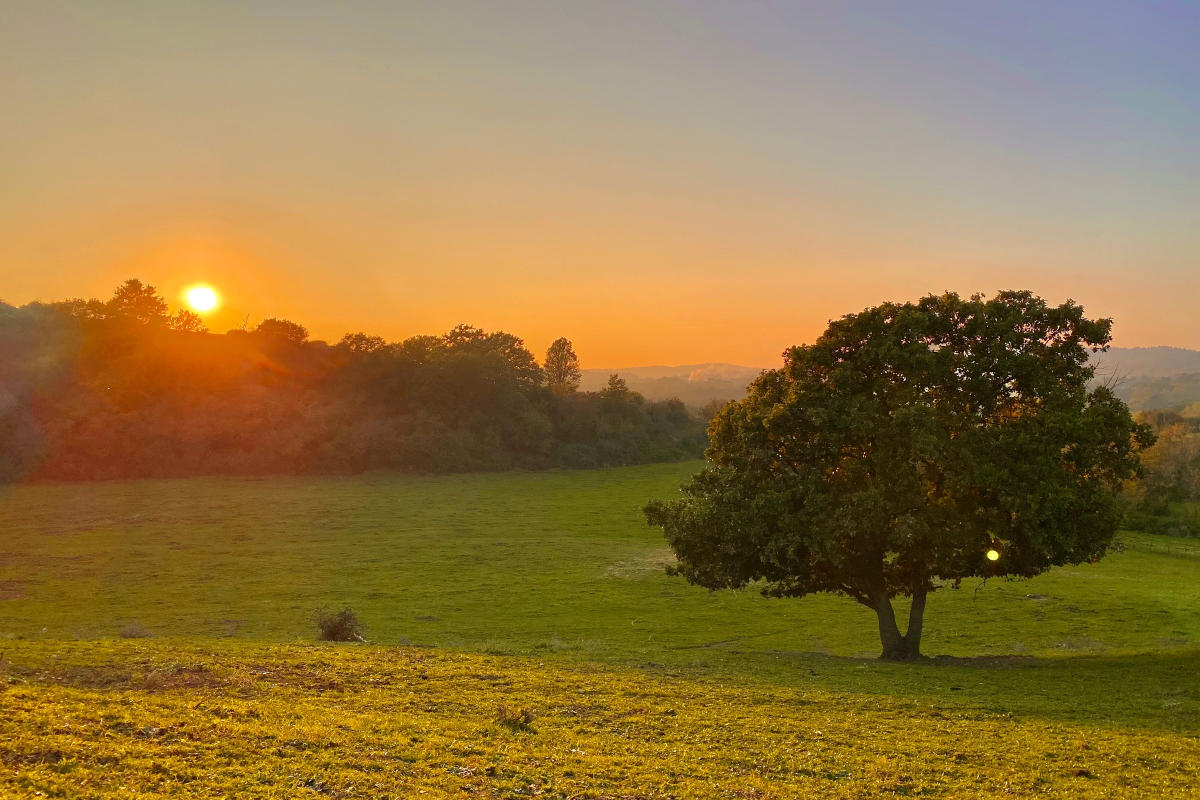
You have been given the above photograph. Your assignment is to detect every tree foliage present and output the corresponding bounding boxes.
[1123,410,1200,535]
[169,309,208,333]
[646,291,1153,660]
[255,318,309,344]
[338,332,387,353]
[106,279,169,325]
[544,337,582,395]
[0,280,705,482]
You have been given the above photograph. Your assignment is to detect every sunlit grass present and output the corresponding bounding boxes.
[3,640,1198,799]
[2,464,1199,796]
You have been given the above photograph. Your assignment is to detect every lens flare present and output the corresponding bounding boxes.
[986,549,1000,561]
[184,285,220,313]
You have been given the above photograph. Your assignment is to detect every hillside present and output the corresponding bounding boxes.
[1093,347,1200,411]
[580,347,1200,411]
[3,462,1198,661]
[5,639,1198,799]
[2,463,1199,798]
[1092,346,1200,379]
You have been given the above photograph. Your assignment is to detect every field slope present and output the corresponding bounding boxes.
[2,463,1199,797]
[4,640,1199,799]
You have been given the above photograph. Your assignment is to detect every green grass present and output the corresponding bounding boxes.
[3,463,1198,662]
[2,463,1200,797]
[3,640,1198,799]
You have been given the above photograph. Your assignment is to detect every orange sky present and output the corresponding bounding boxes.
[2,3,1197,368]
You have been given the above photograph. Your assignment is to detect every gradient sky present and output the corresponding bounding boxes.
[2,1,1197,367]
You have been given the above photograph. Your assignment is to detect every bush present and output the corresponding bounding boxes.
[315,607,364,642]
[1124,508,1200,538]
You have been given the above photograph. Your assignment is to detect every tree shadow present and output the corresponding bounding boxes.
[746,647,1200,732]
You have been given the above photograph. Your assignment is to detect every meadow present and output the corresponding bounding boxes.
[2,462,1199,797]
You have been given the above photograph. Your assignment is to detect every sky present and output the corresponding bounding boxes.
[1,0,1197,367]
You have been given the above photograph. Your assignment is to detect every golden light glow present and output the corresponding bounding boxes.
[986,549,1001,561]
[183,285,220,314]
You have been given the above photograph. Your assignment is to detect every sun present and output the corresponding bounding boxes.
[183,285,220,314]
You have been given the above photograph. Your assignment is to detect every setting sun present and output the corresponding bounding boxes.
[183,285,220,313]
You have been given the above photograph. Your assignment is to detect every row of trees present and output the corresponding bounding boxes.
[1124,407,1200,535]
[0,280,706,482]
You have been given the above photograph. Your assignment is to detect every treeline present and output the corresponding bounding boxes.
[1124,407,1200,536]
[0,280,706,482]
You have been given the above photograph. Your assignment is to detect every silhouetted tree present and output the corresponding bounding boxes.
[338,332,387,353]
[53,298,108,320]
[544,337,582,395]
[106,279,168,325]
[443,324,544,389]
[602,373,629,396]
[169,309,207,333]
[255,318,309,344]
[646,291,1152,661]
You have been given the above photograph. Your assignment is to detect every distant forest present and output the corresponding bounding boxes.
[0,280,706,482]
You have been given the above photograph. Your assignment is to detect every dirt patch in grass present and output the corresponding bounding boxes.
[9,663,226,691]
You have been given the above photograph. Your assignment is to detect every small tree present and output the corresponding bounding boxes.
[168,309,208,333]
[544,337,582,395]
[255,318,309,344]
[646,291,1152,660]
[338,332,387,353]
[601,373,629,396]
[106,279,169,325]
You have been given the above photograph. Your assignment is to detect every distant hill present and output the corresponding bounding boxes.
[581,363,763,408]
[1091,346,1200,380]
[585,347,1200,412]
[1090,347,1200,412]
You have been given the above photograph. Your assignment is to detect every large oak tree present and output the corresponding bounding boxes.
[646,291,1153,660]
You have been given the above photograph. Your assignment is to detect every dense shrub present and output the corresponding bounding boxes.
[315,607,364,642]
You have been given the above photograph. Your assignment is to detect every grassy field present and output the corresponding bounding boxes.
[2,463,1199,797]
[4,640,1198,799]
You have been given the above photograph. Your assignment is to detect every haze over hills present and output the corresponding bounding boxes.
[587,347,1200,413]
[1092,347,1200,412]
[1091,347,1200,379]
[581,364,764,409]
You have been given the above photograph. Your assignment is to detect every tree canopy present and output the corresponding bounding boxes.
[254,318,309,344]
[545,337,582,395]
[0,280,705,482]
[646,291,1153,660]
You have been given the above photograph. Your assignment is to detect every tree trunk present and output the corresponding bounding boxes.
[904,589,927,658]
[872,590,927,661]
